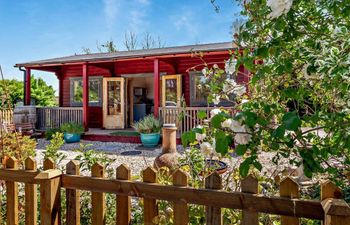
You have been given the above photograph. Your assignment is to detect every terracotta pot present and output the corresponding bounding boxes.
[203,159,228,175]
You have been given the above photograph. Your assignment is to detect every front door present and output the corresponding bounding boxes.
[103,77,125,129]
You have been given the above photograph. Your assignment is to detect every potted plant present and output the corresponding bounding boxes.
[133,115,161,148]
[61,123,84,143]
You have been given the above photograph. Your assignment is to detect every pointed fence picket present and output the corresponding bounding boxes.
[116,164,131,225]
[91,163,106,225]
[24,157,37,225]
[0,157,349,225]
[173,169,189,225]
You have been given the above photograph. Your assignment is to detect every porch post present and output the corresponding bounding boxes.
[153,59,160,117]
[56,70,63,107]
[82,63,89,131]
[24,68,31,105]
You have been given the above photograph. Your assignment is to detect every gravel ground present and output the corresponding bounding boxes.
[36,139,175,177]
[35,138,294,180]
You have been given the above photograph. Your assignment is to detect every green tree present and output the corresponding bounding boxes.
[184,0,350,185]
[0,76,57,107]
[0,79,23,107]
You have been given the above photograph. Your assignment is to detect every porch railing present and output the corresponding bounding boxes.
[159,107,236,137]
[36,107,83,130]
[0,108,13,124]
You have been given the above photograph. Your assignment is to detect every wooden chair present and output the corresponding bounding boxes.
[2,123,16,133]
[2,123,41,139]
[15,123,41,139]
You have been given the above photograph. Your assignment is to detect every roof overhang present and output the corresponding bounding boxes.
[15,42,237,68]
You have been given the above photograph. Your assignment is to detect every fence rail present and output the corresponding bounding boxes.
[0,157,349,225]
[0,108,13,124]
[36,107,83,130]
[159,107,236,137]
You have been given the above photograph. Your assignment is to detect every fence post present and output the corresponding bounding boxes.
[91,163,105,225]
[116,164,131,225]
[143,167,158,225]
[241,175,258,225]
[5,157,18,225]
[321,181,350,225]
[44,158,56,170]
[205,172,222,225]
[66,160,80,225]
[25,157,37,225]
[40,159,61,225]
[173,169,189,225]
[280,177,300,225]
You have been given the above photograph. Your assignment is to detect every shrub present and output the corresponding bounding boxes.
[61,123,84,134]
[1,133,36,165]
[132,114,161,134]
[44,132,66,167]
[45,128,61,140]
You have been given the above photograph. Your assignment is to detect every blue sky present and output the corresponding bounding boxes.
[0,0,241,93]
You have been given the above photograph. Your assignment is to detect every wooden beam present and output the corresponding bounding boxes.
[61,174,325,220]
[153,59,160,117]
[82,63,89,130]
[25,68,31,105]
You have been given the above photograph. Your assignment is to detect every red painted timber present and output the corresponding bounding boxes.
[44,53,249,129]
[82,134,142,143]
[82,134,182,144]
[153,59,160,117]
[82,64,89,130]
[25,68,31,105]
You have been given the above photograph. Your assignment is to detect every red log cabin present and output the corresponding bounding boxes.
[15,42,249,138]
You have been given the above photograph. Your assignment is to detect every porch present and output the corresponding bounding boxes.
[34,106,235,138]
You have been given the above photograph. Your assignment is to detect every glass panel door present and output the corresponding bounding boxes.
[107,81,121,115]
[103,78,125,129]
[162,75,182,107]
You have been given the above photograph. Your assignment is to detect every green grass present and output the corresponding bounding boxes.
[110,131,140,136]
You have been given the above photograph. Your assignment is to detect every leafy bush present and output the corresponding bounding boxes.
[132,114,161,134]
[61,123,84,134]
[1,133,36,164]
[44,132,66,167]
[45,128,61,140]
[74,144,113,172]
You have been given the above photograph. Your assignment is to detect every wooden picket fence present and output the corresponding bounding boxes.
[0,157,349,225]
[0,108,13,124]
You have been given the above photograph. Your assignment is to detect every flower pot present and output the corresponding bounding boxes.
[64,133,81,143]
[140,133,160,148]
[205,159,228,174]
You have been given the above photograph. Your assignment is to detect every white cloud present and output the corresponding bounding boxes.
[136,0,150,5]
[173,10,198,37]
[103,0,120,31]
[128,0,151,32]
[130,10,146,32]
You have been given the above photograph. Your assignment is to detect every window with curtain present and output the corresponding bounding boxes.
[70,76,102,106]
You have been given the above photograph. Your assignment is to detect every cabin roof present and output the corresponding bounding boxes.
[15,42,236,67]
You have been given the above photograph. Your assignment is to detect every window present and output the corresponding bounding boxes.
[189,72,211,106]
[189,71,235,107]
[70,76,102,106]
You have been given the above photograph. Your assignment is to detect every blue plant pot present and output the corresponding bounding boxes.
[140,133,160,148]
[64,133,81,143]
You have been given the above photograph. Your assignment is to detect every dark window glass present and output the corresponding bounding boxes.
[70,77,102,106]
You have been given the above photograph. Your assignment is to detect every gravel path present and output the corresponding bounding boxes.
[36,139,173,177]
[35,138,293,180]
